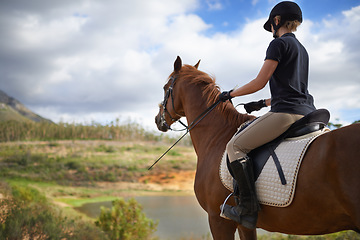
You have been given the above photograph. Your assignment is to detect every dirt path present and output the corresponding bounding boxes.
[139,170,196,192]
[95,170,196,195]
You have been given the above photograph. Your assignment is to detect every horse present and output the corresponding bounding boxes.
[154,56,360,240]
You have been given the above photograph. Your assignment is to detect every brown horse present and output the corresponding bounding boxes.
[154,56,360,240]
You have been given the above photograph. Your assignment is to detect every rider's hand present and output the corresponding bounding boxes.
[218,90,233,102]
[244,99,267,113]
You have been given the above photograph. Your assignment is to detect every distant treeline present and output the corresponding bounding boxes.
[0,119,184,143]
[2,118,358,143]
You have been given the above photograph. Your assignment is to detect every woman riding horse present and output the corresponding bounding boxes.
[218,1,316,229]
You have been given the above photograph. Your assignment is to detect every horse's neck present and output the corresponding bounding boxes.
[176,75,251,162]
[184,99,241,160]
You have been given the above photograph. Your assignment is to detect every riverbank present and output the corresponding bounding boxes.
[0,140,198,209]
[52,169,197,209]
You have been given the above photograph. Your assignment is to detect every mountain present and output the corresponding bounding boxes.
[0,89,52,123]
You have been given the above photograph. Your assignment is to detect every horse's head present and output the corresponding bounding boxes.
[155,56,201,132]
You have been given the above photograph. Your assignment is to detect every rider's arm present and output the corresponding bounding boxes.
[230,59,278,98]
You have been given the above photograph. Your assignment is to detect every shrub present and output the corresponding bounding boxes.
[95,198,158,240]
[0,184,107,240]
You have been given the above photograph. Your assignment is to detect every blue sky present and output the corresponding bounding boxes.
[194,0,360,33]
[193,0,360,48]
[0,0,359,130]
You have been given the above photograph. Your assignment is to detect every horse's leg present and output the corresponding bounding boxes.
[208,214,257,240]
[208,213,238,240]
[237,226,257,240]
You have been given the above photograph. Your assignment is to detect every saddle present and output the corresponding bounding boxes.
[228,109,330,185]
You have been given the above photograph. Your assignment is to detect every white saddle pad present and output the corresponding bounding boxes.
[219,128,330,207]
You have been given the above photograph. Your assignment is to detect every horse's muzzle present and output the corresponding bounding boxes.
[155,114,169,132]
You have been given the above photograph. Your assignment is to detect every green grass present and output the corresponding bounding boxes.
[0,106,32,123]
[0,140,197,186]
[0,140,198,213]
[57,196,120,207]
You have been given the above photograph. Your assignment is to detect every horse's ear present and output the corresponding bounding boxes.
[174,56,182,72]
[194,60,201,69]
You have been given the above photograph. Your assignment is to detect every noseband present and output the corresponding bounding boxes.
[159,75,188,131]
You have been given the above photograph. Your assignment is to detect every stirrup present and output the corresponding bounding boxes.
[220,192,233,219]
[220,204,258,229]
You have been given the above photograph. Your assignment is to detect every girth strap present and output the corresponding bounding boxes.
[268,146,287,185]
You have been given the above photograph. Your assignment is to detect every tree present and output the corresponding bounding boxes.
[328,119,360,129]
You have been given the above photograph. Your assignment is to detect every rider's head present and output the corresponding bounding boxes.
[264,1,302,38]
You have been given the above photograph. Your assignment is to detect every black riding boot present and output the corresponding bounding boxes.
[221,156,260,229]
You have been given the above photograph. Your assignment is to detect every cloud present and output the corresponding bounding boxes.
[206,0,223,11]
[297,5,360,122]
[0,0,196,122]
[0,0,359,132]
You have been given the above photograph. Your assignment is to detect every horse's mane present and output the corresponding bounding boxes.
[177,65,253,127]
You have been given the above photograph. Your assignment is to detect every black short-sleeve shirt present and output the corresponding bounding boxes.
[265,33,316,115]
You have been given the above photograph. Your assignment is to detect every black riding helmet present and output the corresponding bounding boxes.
[264,1,302,37]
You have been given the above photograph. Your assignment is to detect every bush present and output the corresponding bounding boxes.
[0,184,107,240]
[95,198,158,240]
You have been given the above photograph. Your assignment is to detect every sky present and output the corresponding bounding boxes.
[1,0,359,133]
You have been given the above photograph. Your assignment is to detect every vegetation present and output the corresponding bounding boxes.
[95,198,158,240]
[0,183,107,240]
[327,119,360,129]
[0,119,192,145]
[0,119,196,239]
[0,104,33,123]
[0,140,196,186]
[0,183,160,240]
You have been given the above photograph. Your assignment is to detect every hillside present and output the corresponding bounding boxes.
[0,89,52,123]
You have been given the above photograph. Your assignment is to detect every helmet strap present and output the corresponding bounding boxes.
[271,17,287,39]
[271,18,280,38]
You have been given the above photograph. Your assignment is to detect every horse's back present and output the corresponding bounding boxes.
[327,123,360,230]
[258,123,360,234]
[298,123,360,232]
[305,123,360,174]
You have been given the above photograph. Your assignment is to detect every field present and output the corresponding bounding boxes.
[0,139,197,196]
[0,121,359,239]
[0,139,201,239]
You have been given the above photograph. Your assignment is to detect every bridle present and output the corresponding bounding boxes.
[159,75,188,131]
[150,74,222,170]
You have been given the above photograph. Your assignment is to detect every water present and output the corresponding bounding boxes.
[76,195,267,239]
[76,195,211,239]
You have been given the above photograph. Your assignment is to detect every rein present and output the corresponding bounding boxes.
[148,76,222,170]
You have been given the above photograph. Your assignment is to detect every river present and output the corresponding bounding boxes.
[76,195,267,239]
